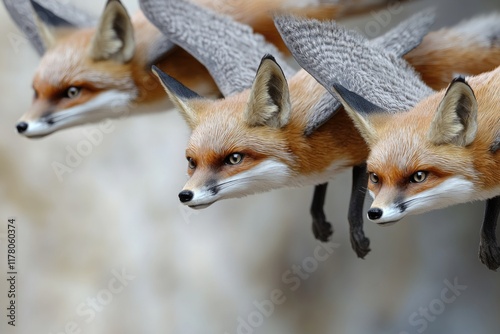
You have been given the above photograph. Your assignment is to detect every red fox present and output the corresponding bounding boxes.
[7,0,397,138]
[158,58,360,206]
[331,68,500,270]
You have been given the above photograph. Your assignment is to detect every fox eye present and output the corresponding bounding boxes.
[65,86,81,99]
[187,157,196,169]
[225,153,244,165]
[369,172,379,184]
[410,171,428,183]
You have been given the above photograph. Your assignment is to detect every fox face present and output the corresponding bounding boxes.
[16,0,138,138]
[181,125,293,208]
[365,122,477,224]
[153,57,297,208]
[331,74,500,224]
[19,37,138,138]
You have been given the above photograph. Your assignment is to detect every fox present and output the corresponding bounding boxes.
[329,68,500,270]
[156,56,367,210]
[5,0,398,138]
[151,7,500,258]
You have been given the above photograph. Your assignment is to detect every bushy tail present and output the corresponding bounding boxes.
[197,0,412,54]
[406,13,500,90]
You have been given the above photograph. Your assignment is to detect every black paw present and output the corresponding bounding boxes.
[312,218,333,242]
[479,241,500,271]
[350,229,371,259]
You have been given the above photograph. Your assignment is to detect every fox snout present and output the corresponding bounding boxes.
[178,186,217,209]
[365,206,403,226]
[15,116,59,138]
[367,204,405,225]
[367,187,408,225]
[15,98,60,137]
[178,175,219,208]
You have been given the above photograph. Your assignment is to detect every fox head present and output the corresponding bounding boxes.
[17,0,138,138]
[332,77,480,224]
[153,56,297,208]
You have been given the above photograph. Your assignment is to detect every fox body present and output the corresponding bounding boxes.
[14,0,386,138]
[345,68,500,224]
[332,64,500,270]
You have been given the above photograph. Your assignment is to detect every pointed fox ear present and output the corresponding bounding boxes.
[30,0,75,49]
[428,77,478,147]
[330,83,385,146]
[152,66,201,129]
[245,55,291,128]
[89,0,135,63]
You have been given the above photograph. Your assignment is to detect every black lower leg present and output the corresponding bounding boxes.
[310,183,333,242]
[348,164,371,258]
[479,196,500,271]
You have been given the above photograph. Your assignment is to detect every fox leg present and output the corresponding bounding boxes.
[348,164,371,259]
[479,196,500,271]
[310,183,333,242]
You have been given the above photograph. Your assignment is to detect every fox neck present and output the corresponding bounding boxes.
[279,70,369,187]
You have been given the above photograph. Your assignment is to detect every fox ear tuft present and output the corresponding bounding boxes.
[330,83,383,146]
[30,0,75,49]
[245,55,291,128]
[90,0,135,63]
[152,66,201,129]
[428,77,478,147]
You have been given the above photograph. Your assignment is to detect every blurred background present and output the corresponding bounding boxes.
[1,0,499,333]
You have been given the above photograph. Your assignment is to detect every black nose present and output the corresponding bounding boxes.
[367,208,383,220]
[16,122,28,133]
[178,190,194,203]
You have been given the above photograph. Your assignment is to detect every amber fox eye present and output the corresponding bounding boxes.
[369,172,379,184]
[64,86,81,99]
[410,171,428,183]
[225,153,244,165]
[187,157,196,169]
